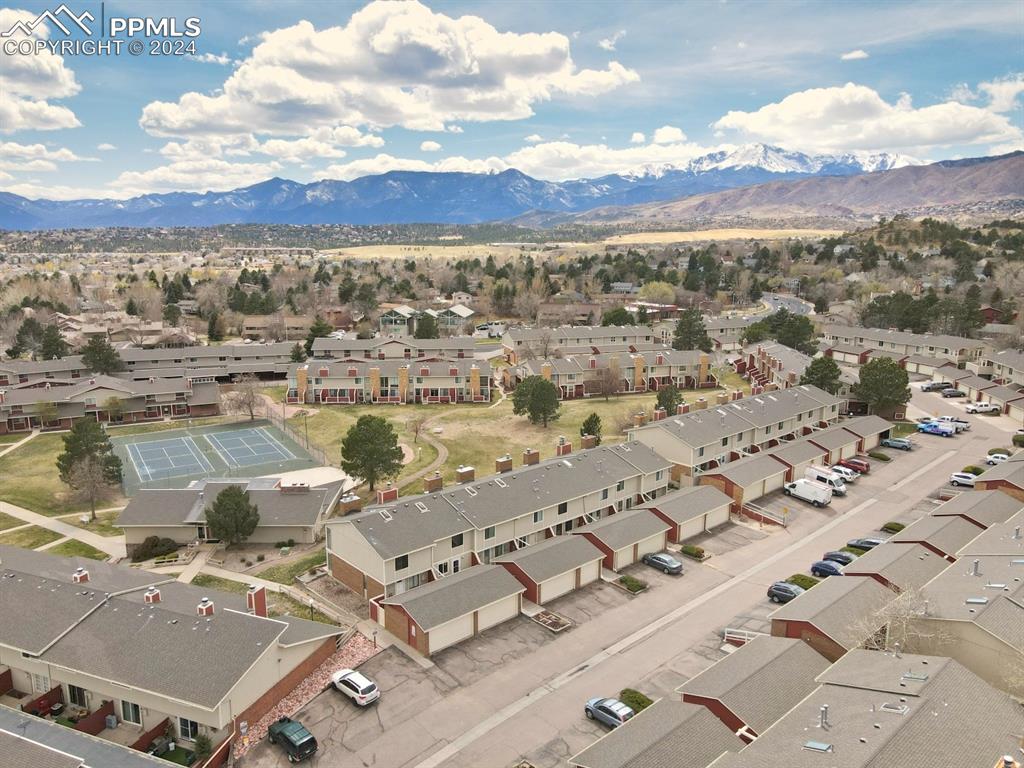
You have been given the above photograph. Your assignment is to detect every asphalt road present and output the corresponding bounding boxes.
[763,292,813,315]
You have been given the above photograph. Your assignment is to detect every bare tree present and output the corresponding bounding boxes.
[223,374,262,421]
[592,366,623,401]
[848,587,955,655]
[68,455,118,521]
[407,415,427,445]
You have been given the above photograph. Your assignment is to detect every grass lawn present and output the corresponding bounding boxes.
[891,421,918,437]
[256,551,327,584]
[0,525,63,549]
[0,433,25,445]
[714,367,752,395]
[263,385,288,403]
[190,573,336,624]
[0,433,126,516]
[0,511,25,531]
[159,746,195,766]
[47,539,109,560]
[107,415,230,437]
[64,510,123,537]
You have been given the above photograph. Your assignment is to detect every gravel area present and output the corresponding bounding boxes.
[305,574,369,621]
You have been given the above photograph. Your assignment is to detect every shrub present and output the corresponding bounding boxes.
[619,688,653,713]
[988,447,1011,455]
[881,521,905,534]
[841,546,866,556]
[287,538,296,547]
[618,574,648,593]
[193,733,212,760]
[962,465,984,475]
[785,573,820,590]
[1013,434,1024,448]
[679,544,705,559]
[131,535,179,562]
[257,554,265,562]
[274,540,286,548]
[868,451,891,461]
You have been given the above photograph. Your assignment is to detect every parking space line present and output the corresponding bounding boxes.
[892,449,957,490]
[204,432,236,468]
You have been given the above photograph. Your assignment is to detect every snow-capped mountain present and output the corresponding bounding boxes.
[0,144,923,230]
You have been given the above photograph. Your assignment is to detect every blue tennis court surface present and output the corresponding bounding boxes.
[205,426,297,468]
[126,436,213,483]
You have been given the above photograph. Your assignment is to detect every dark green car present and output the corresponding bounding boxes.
[267,716,318,763]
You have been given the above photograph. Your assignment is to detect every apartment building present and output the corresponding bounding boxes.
[969,348,1024,386]
[286,358,491,405]
[310,335,475,360]
[0,375,220,435]
[0,356,91,386]
[819,323,986,364]
[501,325,656,364]
[653,315,757,351]
[0,546,341,764]
[628,385,844,484]
[504,348,714,400]
[325,441,671,600]
[240,315,312,340]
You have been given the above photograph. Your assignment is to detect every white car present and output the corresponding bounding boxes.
[987,453,1011,465]
[949,472,978,487]
[830,465,860,483]
[331,669,380,706]
[966,402,1001,414]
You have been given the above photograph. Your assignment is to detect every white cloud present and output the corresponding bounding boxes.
[978,73,1024,113]
[712,82,1023,153]
[651,125,686,144]
[524,133,544,143]
[0,141,93,172]
[0,9,81,133]
[420,140,442,152]
[630,132,645,144]
[840,49,869,60]
[323,153,506,180]
[97,143,117,151]
[188,52,236,66]
[598,30,626,51]
[113,157,284,196]
[139,1,638,139]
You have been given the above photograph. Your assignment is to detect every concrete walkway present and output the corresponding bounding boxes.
[0,501,126,559]
[0,429,39,459]
[174,545,216,583]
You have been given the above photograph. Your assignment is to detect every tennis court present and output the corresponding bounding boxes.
[111,420,318,493]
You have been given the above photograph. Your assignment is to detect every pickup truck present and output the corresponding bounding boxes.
[966,402,1001,414]
[268,717,318,763]
[921,381,954,392]
[935,416,970,432]
[917,421,956,437]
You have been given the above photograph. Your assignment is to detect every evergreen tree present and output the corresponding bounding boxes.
[205,486,260,546]
[56,419,122,487]
[655,383,682,414]
[414,313,440,339]
[6,317,45,358]
[290,342,307,362]
[81,336,125,374]
[601,307,635,326]
[800,356,843,395]
[340,415,404,491]
[305,315,333,355]
[207,311,224,342]
[854,358,911,417]
[672,309,712,352]
[39,325,69,360]
[511,375,561,427]
[581,412,602,445]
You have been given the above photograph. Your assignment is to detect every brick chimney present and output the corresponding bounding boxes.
[522,449,539,466]
[376,484,399,504]
[496,454,514,472]
[732,390,743,401]
[143,587,161,604]
[72,567,89,584]
[197,597,215,617]
[338,493,362,515]
[633,411,646,427]
[695,398,707,410]
[580,434,597,450]
[676,403,689,415]
[716,392,729,405]
[653,407,667,421]
[423,471,443,493]
[455,465,476,483]
[555,436,572,456]
[246,584,267,618]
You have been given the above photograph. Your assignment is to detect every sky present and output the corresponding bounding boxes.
[0,0,1021,200]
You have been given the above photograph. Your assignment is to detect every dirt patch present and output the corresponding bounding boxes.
[305,574,370,621]
[603,228,844,245]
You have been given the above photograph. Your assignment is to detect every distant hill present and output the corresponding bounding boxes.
[566,151,1024,226]
[0,144,916,230]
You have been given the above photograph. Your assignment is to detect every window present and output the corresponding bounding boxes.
[616,480,625,491]
[179,718,199,741]
[31,674,50,694]
[437,561,449,575]
[451,533,464,548]
[698,446,705,457]
[766,425,772,434]
[533,510,543,524]
[721,437,728,447]
[557,502,568,515]
[394,554,409,571]
[484,526,496,540]
[68,685,87,708]
[655,470,663,481]
[121,700,141,725]
[601,488,609,500]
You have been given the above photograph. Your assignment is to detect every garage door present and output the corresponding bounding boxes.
[579,560,601,586]
[837,442,858,460]
[675,516,706,542]
[1009,403,1024,424]
[859,433,881,450]
[636,533,664,559]
[762,471,786,495]
[477,595,519,632]
[705,503,729,529]
[539,570,576,604]
[428,614,475,654]
[613,545,634,570]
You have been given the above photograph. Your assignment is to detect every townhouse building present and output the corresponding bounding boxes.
[501,325,656,364]
[653,315,757,351]
[819,324,986,365]
[628,385,844,484]
[968,348,1024,386]
[310,335,476,361]
[376,304,476,336]
[286,358,491,405]
[240,315,312,340]
[0,375,220,435]
[0,356,91,387]
[325,441,672,600]
[0,546,341,765]
[504,348,714,400]
[734,342,862,411]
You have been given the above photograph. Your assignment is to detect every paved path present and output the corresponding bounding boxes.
[175,545,215,583]
[0,429,39,459]
[36,535,71,551]
[399,417,449,489]
[0,501,126,559]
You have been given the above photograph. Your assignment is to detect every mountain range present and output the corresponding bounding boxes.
[0,144,917,230]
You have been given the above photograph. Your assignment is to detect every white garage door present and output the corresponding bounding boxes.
[838,442,858,460]
[636,533,664,558]
[860,433,880,450]
[762,471,786,495]
[578,560,601,586]
[428,614,475,654]
[613,545,634,570]
[705,503,730,529]
[539,570,577,604]
[477,595,519,632]
[675,517,706,542]
[1009,403,1024,424]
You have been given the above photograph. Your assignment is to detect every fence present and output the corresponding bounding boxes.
[263,402,332,467]
[740,502,789,527]
[722,627,764,646]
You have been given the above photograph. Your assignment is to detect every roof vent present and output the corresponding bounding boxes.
[970,559,981,576]
[378,509,393,521]
[802,741,833,753]
[965,597,989,605]
[880,702,909,715]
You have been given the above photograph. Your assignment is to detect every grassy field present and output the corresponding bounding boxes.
[191,573,336,624]
[0,511,24,531]
[603,228,844,244]
[0,434,127,515]
[0,525,63,549]
[0,433,25,445]
[256,551,327,585]
[107,415,231,437]
[64,510,123,537]
[46,539,109,560]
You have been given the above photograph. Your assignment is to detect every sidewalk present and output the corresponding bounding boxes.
[0,430,39,459]
[0,501,126,559]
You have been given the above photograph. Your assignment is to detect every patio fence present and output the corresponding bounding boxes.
[263,402,332,467]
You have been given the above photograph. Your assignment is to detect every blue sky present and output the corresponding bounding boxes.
[1,0,1021,199]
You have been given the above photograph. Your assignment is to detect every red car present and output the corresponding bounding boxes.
[838,457,870,474]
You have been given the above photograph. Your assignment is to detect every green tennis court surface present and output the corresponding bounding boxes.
[111,420,318,493]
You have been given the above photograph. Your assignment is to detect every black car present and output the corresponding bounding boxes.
[941,389,967,398]
[823,550,858,565]
[767,581,805,603]
[847,537,886,550]
[267,717,318,763]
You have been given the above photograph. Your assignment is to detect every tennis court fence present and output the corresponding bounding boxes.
[264,403,332,467]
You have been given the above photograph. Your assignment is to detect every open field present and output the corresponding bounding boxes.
[321,243,532,261]
[191,573,336,624]
[255,550,327,585]
[46,539,109,560]
[64,510,123,537]
[0,511,25,531]
[602,228,844,245]
[0,525,62,549]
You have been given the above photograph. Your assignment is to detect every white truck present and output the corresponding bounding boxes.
[783,478,833,508]
[966,402,1001,414]
[936,415,970,432]
[804,466,848,496]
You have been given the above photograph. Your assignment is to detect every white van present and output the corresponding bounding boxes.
[804,466,848,496]
[783,479,833,507]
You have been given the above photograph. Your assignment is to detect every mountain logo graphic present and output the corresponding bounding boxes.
[1,4,95,38]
